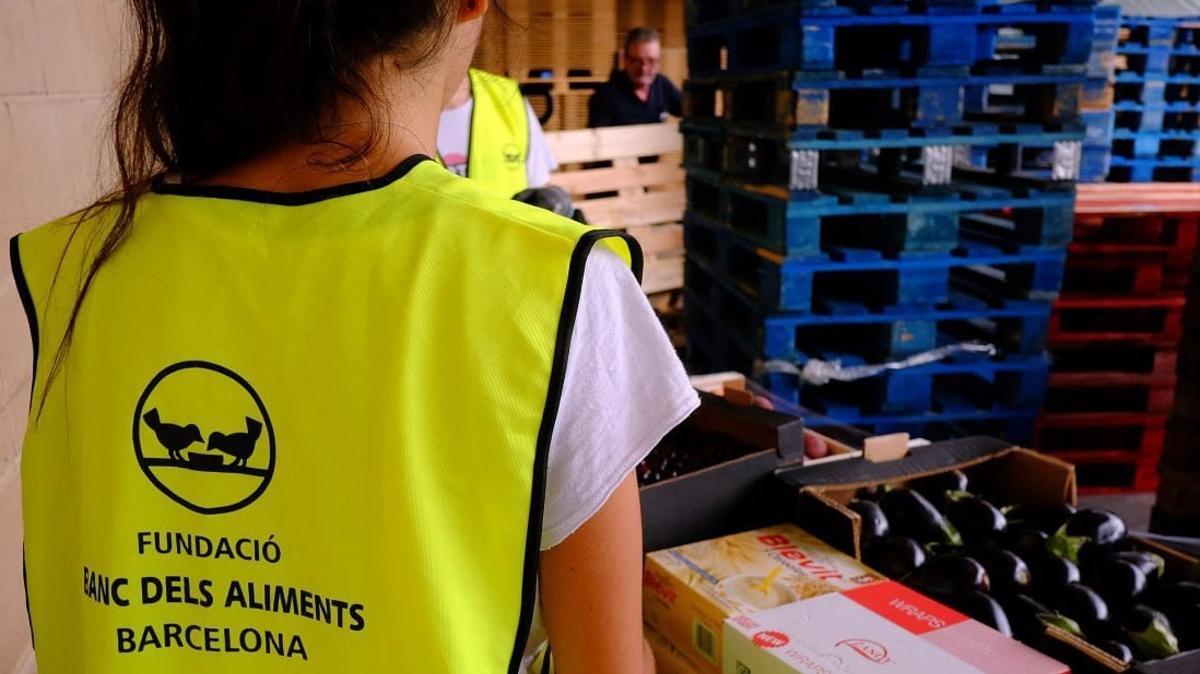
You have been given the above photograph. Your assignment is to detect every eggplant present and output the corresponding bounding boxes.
[1002,526,1050,560]
[879,488,962,546]
[1054,583,1110,630]
[1001,594,1083,642]
[1122,605,1180,660]
[1160,603,1200,652]
[1116,551,1166,584]
[905,553,989,595]
[847,500,889,546]
[939,590,1013,638]
[1083,558,1148,609]
[865,537,927,580]
[1094,640,1134,666]
[976,548,1032,597]
[1031,551,1081,597]
[1147,581,1200,612]
[909,470,969,504]
[1005,503,1077,535]
[1049,509,1128,564]
[944,493,1007,546]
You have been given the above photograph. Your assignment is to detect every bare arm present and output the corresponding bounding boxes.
[540,472,653,674]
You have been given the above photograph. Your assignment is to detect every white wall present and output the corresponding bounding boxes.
[0,1,125,671]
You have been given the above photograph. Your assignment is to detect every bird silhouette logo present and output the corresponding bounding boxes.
[133,361,276,515]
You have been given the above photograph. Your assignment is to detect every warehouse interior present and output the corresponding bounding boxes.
[3,0,1200,672]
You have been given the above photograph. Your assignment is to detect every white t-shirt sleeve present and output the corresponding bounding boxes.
[525,100,559,189]
[540,247,700,550]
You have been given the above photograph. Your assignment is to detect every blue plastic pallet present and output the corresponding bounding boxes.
[1107,156,1200,182]
[1113,73,1200,106]
[685,70,1087,131]
[687,2,1097,77]
[683,119,1086,157]
[684,216,1065,312]
[764,356,1051,416]
[683,271,1054,364]
[1113,102,1200,133]
[1078,145,1111,181]
[1111,129,1200,160]
[1120,15,1200,50]
[1115,46,1200,78]
[686,170,1076,257]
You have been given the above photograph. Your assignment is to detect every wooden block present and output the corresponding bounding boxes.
[550,160,683,194]
[864,433,911,463]
[575,189,685,229]
[642,254,684,293]
[627,223,683,255]
[544,121,681,163]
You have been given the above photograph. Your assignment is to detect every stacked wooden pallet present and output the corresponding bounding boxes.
[472,0,620,130]
[1038,183,1200,493]
[545,122,686,294]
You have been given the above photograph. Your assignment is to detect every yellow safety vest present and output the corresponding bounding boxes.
[467,68,531,197]
[12,156,640,674]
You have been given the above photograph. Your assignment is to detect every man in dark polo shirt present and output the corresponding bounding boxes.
[588,27,683,128]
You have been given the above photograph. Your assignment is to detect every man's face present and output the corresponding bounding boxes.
[625,40,661,88]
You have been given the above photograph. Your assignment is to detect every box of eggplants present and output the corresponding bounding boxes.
[806,462,1199,673]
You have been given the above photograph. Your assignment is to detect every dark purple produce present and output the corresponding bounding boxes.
[1122,605,1180,660]
[1049,509,1128,564]
[1005,503,1077,535]
[865,536,926,580]
[879,488,962,547]
[905,554,990,595]
[847,500,889,547]
[944,493,1006,546]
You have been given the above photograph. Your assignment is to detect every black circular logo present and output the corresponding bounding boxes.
[502,142,523,168]
[133,361,275,515]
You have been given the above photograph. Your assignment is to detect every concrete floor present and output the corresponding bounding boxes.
[1079,492,1156,533]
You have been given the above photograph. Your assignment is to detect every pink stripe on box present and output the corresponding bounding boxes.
[922,620,1070,674]
[842,581,968,635]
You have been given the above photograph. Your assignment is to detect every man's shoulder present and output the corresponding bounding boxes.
[653,74,680,93]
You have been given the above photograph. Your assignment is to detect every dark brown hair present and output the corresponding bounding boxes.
[41,0,468,412]
[624,26,661,53]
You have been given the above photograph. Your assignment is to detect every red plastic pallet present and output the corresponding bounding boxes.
[1037,412,1167,492]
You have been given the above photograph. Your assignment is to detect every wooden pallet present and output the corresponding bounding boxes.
[1038,412,1167,492]
[1076,182,1200,215]
[1049,294,1187,345]
[473,1,618,80]
[546,122,686,293]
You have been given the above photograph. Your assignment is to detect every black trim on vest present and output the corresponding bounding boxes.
[151,154,431,206]
[23,546,34,649]
[9,235,39,408]
[466,74,479,180]
[507,229,644,674]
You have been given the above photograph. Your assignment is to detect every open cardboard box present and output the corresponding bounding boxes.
[773,438,1200,674]
[639,388,805,552]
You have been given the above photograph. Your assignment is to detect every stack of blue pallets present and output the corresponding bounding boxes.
[1081,3,1122,181]
[1110,12,1200,181]
[681,0,1103,443]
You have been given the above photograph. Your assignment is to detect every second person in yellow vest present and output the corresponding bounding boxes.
[438,68,558,197]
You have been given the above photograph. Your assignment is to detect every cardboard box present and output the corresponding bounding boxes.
[723,581,1069,674]
[775,439,1200,674]
[643,524,884,673]
[640,391,805,552]
[646,625,704,674]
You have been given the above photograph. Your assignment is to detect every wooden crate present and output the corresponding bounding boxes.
[546,122,686,293]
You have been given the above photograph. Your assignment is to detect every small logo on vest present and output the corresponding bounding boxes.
[133,361,276,515]
[502,142,523,169]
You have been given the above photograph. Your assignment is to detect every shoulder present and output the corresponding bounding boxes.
[402,160,623,253]
[470,68,519,90]
[654,75,680,93]
[16,205,117,268]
